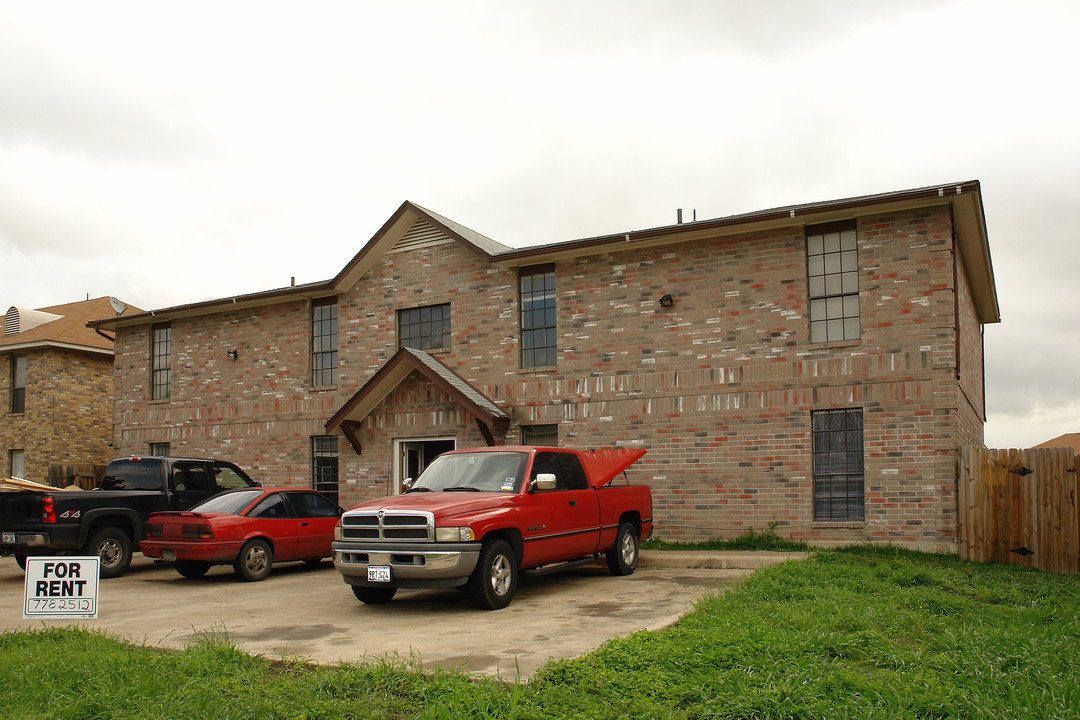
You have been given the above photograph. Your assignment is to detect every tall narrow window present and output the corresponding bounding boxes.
[311,299,338,386]
[520,266,556,368]
[312,436,339,503]
[807,223,860,343]
[151,323,171,400]
[10,449,25,479]
[10,355,25,413]
[398,303,451,351]
[812,408,864,521]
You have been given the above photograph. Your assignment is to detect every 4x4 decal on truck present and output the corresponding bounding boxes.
[59,510,81,519]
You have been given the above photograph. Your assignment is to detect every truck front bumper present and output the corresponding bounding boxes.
[333,541,481,589]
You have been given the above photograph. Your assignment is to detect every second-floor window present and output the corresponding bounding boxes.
[520,265,556,368]
[151,323,171,400]
[10,355,25,413]
[311,299,338,386]
[807,222,860,343]
[398,303,450,351]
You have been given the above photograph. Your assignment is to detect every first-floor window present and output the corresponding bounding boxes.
[312,436,339,503]
[522,424,558,446]
[10,449,25,479]
[149,442,171,456]
[812,408,864,521]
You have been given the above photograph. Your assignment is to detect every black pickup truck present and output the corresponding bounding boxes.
[0,457,258,577]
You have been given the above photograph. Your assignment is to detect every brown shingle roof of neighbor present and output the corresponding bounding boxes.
[1032,434,1080,452]
[0,297,143,355]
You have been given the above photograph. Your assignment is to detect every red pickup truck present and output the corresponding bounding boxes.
[332,446,652,609]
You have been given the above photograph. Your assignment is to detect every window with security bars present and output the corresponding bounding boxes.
[151,323,171,400]
[398,303,450,351]
[311,299,338,386]
[10,355,25,413]
[812,408,864,521]
[312,436,339,503]
[520,266,556,368]
[522,424,558,446]
[807,223,860,343]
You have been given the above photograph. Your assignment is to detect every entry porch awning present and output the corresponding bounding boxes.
[324,347,511,454]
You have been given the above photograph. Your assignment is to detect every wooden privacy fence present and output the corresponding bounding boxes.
[47,463,107,490]
[959,447,1079,574]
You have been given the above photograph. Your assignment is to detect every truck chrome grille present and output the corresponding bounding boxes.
[340,510,433,542]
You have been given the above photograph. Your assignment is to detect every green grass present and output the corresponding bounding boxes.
[2,546,1078,719]
[641,524,811,552]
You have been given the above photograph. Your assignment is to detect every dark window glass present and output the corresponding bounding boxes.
[286,491,341,518]
[398,303,451,351]
[520,267,556,368]
[557,453,589,491]
[807,224,860,343]
[10,356,25,414]
[312,436,339,503]
[311,299,338,386]
[151,324,171,400]
[149,442,170,456]
[522,424,558,446]
[250,493,291,519]
[812,408,864,520]
[100,459,165,491]
[529,451,566,491]
[172,462,212,494]
[213,462,255,489]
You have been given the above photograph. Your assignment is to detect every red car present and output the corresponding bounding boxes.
[141,487,343,581]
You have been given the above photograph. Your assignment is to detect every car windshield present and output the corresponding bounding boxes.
[190,489,264,515]
[410,452,528,493]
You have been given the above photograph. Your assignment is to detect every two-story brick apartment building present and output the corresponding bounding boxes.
[2,297,139,484]
[90,181,998,549]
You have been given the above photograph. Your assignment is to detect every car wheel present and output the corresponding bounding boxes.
[351,585,397,604]
[233,539,273,582]
[84,527,133,579]
[606,521,639,576]
[14,555,27,570]
[175,561,210,578]
[468,538,517,610]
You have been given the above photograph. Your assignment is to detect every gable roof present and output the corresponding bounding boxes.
[1032,434,1080,452]
[89,181,999,330]
[0,297,142,356]
[325,347,510,451]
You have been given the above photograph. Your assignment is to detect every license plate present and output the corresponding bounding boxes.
[162,550,176,562]
[368,565,391,583]
[2,532,13,544]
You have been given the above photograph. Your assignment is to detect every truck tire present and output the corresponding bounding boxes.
[175,561,211,578]
[606,521,639,576]
[352,585,397,604]
[233,539,273,582]
[84,528,133,579]
[15,555,27,570]
[469,538,517,610]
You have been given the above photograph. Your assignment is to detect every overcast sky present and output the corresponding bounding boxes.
[2,1,1077,448]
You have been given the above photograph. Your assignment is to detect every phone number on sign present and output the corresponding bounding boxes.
[28,598,94,612]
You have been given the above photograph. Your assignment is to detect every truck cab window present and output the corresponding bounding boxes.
[557,453,589,491]
[530,452,565,491]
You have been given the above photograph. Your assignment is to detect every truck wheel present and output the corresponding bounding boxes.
[175,561,210,578]
[84,528,133,579]
[352,585,397,604]
[234,539,273,582]
[606,521,639,576]
[15,555,27,570]
[469,538,517,610]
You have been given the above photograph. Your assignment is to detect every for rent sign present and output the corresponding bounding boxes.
[23,556,100,619]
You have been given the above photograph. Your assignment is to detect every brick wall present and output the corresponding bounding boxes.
[0,349,114,484]
[111,203,982,549]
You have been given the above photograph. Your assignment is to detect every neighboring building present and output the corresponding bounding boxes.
[1,297,140,484]
[90,181,999,549]
[1033,434,1080,454]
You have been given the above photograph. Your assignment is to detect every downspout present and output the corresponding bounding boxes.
[94,326,115,343]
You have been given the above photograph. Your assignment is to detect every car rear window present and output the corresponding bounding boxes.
[191,489,263,515]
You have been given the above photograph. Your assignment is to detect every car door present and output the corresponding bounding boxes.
[246,493,300,561]
[284,491,342,559]
[522,452,601,566]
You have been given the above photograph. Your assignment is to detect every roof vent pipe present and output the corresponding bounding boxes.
[677,209,683,224]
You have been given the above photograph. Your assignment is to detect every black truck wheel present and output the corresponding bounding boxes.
[351,585,397,604]
[84,527,133,578]
[233,539,273,582]
[605,521,639,576]
[468,538,517,610]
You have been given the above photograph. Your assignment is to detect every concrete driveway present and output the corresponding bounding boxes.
[0,551,804,679]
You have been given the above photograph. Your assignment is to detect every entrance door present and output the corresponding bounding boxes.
[395,438,455,493]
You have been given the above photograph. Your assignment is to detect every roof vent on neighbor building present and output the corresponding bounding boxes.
[4,307,64,336]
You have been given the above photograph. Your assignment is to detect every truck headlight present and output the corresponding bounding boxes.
[435,527,475,542]
[334,524,343,542]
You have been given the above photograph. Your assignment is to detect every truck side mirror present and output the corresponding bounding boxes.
[402,477,415,491]
[530,473,557,492]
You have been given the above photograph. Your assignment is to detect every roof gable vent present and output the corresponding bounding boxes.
[388,219,453,255]
[5,307,64,336]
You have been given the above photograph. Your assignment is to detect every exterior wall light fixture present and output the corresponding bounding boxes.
[227,349,239,360]
[658,294,674,308]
